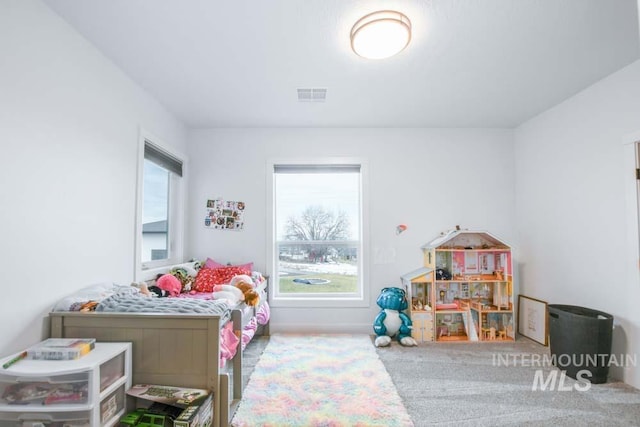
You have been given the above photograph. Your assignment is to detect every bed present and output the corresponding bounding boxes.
[47,262,270,427]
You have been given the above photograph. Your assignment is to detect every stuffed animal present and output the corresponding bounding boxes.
[212,275,260,306]
[131,281,165,298]
[131,261,202,297]
[373,287,417,347]
[134,274,181,298]
[156,274,182,297]
[169,264,199,292]
[211,284,244,304]
[79,301,99,312]
[229,275,260,306]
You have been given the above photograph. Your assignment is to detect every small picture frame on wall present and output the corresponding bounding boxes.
[517,295,548,345]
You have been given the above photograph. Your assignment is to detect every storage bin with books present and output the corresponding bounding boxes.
[125,384,213,427]
[0,342,131,427]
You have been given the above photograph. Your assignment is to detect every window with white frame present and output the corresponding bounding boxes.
[135,135,185,280]
[270,162,366,306]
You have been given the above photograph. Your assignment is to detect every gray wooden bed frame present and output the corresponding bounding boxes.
[49,309,246,427]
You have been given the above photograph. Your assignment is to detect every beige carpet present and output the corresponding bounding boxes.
[375,338,640,426]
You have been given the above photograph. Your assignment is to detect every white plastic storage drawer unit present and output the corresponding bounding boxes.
[0,342,131,427]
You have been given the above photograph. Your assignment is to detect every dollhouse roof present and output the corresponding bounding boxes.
[421,229,510,250]
[400,267,433,282]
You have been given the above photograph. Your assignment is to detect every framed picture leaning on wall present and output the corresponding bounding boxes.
[517,295,548,345]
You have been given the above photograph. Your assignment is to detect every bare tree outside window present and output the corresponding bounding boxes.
[285,206,350,262]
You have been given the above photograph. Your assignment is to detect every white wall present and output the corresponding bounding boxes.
[187,128,515,333]
[514,59,640,388]
[0,1,516,356]
[0,0,187,356]
[11,0,637,389]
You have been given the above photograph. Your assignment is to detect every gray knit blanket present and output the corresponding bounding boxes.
[96,292,230,319]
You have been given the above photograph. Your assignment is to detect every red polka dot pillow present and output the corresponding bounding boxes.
[193,266,251,293]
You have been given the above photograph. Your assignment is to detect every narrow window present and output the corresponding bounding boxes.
[136,135,185,280]
[270,163,366,306]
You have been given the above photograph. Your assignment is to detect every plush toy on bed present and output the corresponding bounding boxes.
[155,274,182,296]
[133,274,181,298]
[133,282,166,298]
[229,274,260,306]
[373,287,417,347]
[212,274,260,306]
[169,264,199,293]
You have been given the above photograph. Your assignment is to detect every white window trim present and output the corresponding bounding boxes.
[266,157,370,308]
[134,128,187,282]
[622,131,640,294]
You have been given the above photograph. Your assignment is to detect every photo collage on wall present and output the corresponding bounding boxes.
[204,198,245,231]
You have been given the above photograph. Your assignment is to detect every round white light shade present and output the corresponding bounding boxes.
[350,10,411,59]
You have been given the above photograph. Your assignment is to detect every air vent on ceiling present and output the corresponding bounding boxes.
[297,88,327,102]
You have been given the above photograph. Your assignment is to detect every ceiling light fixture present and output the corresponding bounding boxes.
[350,10,411,60]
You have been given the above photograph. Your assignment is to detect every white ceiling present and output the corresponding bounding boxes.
[43,0,640,129]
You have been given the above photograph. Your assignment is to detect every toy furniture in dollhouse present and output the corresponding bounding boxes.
[403,229,515,343]
[401,267,433,343]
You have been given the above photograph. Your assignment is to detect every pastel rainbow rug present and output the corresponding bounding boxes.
[231,334,413,427]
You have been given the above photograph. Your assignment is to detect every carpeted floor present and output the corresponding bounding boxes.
[375,338,640,426]
[232,334,413,427]
[242,336,640,427]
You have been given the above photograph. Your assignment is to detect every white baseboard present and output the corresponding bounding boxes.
[269,322,373,335]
